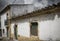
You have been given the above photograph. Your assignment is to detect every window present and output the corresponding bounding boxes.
[5,20,8,25]
[5,13,9,26]
[3,29,5,33]
[30,22,38,36]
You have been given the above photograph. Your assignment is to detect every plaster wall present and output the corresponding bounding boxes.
[11,13,60,40]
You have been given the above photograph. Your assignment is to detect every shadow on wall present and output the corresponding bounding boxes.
[39,13,55,22]
[38,12,60,22]
[12,12,60,23]
[16,13,57,23]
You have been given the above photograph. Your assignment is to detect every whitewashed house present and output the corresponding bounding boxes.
[0,0,60,41]
[0,0,36,40]
[10,3,60,41]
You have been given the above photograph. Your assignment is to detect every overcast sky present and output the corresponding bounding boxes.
[24,0,33,4]
[3,0,60,6]
[0,0,60,12]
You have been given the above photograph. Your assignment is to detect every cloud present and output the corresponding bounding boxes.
[24,0,33,4]
[33,0,48,9]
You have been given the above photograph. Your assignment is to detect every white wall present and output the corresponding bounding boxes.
[28,13,60,40]
[38,13,60,40]
[18,22,30,37]
[1,13,7,37]
[11,13,60,40]
[11,23,14,35]
[11,19,30,37]
[1,10,10,37]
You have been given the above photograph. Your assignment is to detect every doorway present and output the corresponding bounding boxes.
[30,22,38,36]
[0,29,2,37]
[6,27,9,37]
[14,24,18,39]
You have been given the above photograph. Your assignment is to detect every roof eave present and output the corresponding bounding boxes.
[10,4,60,21]
[0,5,10,15]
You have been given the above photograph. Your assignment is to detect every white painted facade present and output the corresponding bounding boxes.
[1,13,7,37]
[18,22,30,37]
[11,18,30,37]
[1,10,10,37]
[1,9,60,40]
[11,13,60,40]
[1,0,60,40]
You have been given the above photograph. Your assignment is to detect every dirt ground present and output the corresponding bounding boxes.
[17,36,40,41]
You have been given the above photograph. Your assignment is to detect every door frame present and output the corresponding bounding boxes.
[14,24,18,40]
[30,21,38,37]
[6,26,9,37]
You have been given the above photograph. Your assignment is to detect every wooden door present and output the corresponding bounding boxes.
[14,24,18,39]
[0,29,2,37]
[30,22,38,36]
[6,27,9,37]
